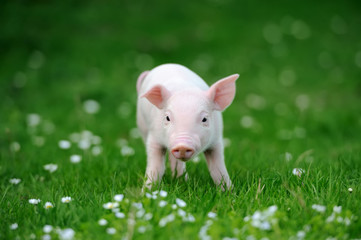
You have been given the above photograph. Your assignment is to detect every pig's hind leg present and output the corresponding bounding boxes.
[169,153,187,179]
[144,136,166,189]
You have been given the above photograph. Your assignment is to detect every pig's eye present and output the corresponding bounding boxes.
[202,117,207,123]
[166,116,171,122]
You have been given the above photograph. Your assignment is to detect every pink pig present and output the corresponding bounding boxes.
[136,63,238,190]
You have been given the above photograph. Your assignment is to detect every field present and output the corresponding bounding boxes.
[1,0,361,239]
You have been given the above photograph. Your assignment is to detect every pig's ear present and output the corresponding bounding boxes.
[141,85,171,109]
[207,74,239,111]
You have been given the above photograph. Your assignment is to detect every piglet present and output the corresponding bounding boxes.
[136,63,238,190]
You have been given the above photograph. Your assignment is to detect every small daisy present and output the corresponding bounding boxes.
[333,206,342,213]
[207,212,217,218]
[43,225,53,233]
[44,202,54,209]
[58,140,71,149]
[144,213,153,220]
[44,163,58,173]
[115,212,125,219]
[9,178,21,185]
[103,202,119,209]
[29,198,41,204]
[10,223,18,230]
[132,202,143,209]
[176,198,187,208]
[121,145,135,156]
[61,196,72,203]
[106,227,116,235]
[70,155,82,163]
[159,190,167,197]
[159,200,167,207]
[114,194,124,202]
[42,234,51,240]
[177,209,186,217]
[83,99,100,114]
[138,226,147,233]
[57,228,75,240]
[91,146,102,156]
[312,204,326,213]
[292,168,305,177]
[348,187,353,193]
[98,219,108,226]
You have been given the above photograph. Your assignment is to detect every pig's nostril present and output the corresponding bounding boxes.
[171,146,194,159]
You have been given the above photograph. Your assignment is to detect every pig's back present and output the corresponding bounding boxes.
[139,64,209,95]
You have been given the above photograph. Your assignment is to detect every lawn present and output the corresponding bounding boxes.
[1,0,361,239]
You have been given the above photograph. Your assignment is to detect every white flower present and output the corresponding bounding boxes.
[144,213,153,220]
[177,209,186,217]
[43,225,53,233]
[136,209,145,218]
[159,190,167,197]
[44,202,54,209]
[98,219,108,226]
[297,230,306,239]
[285,152,293,161]
[115,212,125,218]
[159,200,167,207]
[70,155,82,163]
[114,194,124,202]
[112,208,120,213]
[44,163,58,173]
[27,113,41,127]
[184,214,195,222]
[311,204,326,213]
[91,146,102,156]
[333,206,342,213]
[57,228,75,240]
[29,198,41,204]
[138,226,147,233]
[207,212,217,218]
[103,202,119,209]
[61,196,72,203]
[58,140,71,149]
[132,202,143,209]
[78,139,91,150]
[159,214,175,227]
[240,116,254,128]
[176,198,187,208]
[348,187,353,193]
[145,193,152,199]
[10,223,18,230]
[42,234,51,240]
[172,204,177,209]
[292,168,305,177]
[83,99,100,114]
[10,142,21,152]
[121,145,135,156]
[130,128,141,139]
[106,228,116,235]
[9,178,21,185]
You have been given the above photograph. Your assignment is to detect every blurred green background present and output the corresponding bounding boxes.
[1,0,361,142]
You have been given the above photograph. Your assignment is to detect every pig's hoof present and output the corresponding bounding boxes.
[184,173,189,181]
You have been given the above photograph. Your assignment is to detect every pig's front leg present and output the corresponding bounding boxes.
[204,142,232,190]
[169,153,187,179]
[144,136,166,189]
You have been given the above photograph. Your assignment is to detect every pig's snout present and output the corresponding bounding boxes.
[171,145,195,160]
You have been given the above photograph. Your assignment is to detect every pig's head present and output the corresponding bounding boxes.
[142,74,238,161]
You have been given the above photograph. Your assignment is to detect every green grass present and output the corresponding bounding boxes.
[1,0,361,239]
